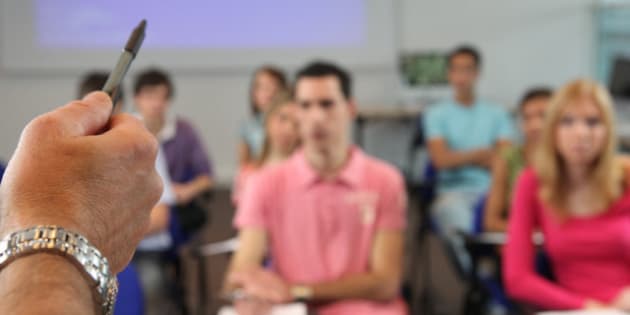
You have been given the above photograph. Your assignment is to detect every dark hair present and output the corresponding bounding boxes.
[447,45,482,69]
[294,61,352,100]
[133,68,174,99]
[249,65,288,114]
[519,87,553,112]
[78,71,126,105]
[78,71,120,99]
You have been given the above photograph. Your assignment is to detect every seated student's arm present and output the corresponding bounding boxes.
[145,151,176,236]
[223,228,268,293]
[238,141,253,166]
[427,139,494,170]
[173,174,213,204]
[484,154,510,232]
[504,170,599,310]
[229,230,404,303]
[309,229,403,301]
[145,203,170,235]
[172,128,215,203]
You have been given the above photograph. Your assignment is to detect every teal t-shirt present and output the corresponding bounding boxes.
[424,99,515,192]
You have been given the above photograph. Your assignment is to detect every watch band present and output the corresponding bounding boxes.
[0,225,118,315]
[291,285,313,302]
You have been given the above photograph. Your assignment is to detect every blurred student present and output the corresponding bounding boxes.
[225,62,407,315]
[504,79,630,311]
[239,66,288,165]
[134,68,214,205]
[424,45,514,269]
[232,91,300,206]
[78,71,174,315]
[123,70,186,315]
[484,88,552,232]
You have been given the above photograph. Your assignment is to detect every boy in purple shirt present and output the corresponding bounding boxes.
[134,69,214,204]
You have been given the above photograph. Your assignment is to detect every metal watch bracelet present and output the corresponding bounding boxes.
[0,225,118,315]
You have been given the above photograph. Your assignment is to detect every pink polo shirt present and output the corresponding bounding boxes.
[235,147,407,315]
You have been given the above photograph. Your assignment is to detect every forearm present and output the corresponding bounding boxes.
[239,142,252,166]
[186,175,213,195]
[146,203,169,235]
[484,195,508,232]
[432,148,488,169]
[309,272,400,302]
[0,254,97,315]
[223,229,268,294]
[484,216,508,232]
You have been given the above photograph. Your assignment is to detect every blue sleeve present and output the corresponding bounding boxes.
[423,106,445,140]
[496,108,516,142]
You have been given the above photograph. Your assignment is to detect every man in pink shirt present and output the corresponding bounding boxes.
[225,61,408,315]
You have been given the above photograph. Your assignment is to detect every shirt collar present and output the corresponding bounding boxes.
[132,111,177,142]
[157,112,177,142]
[293,146,365,188]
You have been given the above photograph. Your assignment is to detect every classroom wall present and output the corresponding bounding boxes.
[0,0,595,183]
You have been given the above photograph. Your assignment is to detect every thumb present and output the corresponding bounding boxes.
[45,91,113,137]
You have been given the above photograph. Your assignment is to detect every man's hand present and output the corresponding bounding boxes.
[0,92,162,273]
[228,267,291,304]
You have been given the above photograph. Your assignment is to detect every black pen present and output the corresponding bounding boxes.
[102,19,146,112]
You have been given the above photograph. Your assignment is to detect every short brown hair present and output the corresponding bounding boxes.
[134,68,174,99]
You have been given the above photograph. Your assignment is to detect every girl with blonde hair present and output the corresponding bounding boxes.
[504,79,630,311]
[232,91,300,206]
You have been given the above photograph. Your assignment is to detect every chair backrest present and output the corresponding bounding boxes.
[114,264,144,315]
[472,195,488,235]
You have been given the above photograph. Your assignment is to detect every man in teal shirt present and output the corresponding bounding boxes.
[424,45,514,270]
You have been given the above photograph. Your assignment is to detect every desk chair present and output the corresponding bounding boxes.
[461,197,554,315]
[461,196,514,315]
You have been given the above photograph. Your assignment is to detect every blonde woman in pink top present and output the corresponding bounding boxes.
[231,91,300,207]
[504,79,630,311]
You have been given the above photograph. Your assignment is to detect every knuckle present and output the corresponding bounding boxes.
[129,132,158,160]
[27,114,62,136]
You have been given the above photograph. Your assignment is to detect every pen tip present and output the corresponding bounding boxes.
[139,19,147,29]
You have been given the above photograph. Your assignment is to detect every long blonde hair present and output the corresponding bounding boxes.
[534,79,622,216]
[255,91,298,167]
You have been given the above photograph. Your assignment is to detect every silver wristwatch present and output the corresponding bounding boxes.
[0,225,118,315]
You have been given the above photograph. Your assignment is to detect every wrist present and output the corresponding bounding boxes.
[291,284,313,302]
[0,225,117,315]
[0,254,98,314]
[0,206,82,237]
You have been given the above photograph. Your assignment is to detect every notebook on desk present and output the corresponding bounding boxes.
[538,310,627,315]
[218,303,307,315]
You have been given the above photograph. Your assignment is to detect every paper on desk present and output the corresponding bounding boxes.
[538,310,627,315]
[218,303,307,315]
